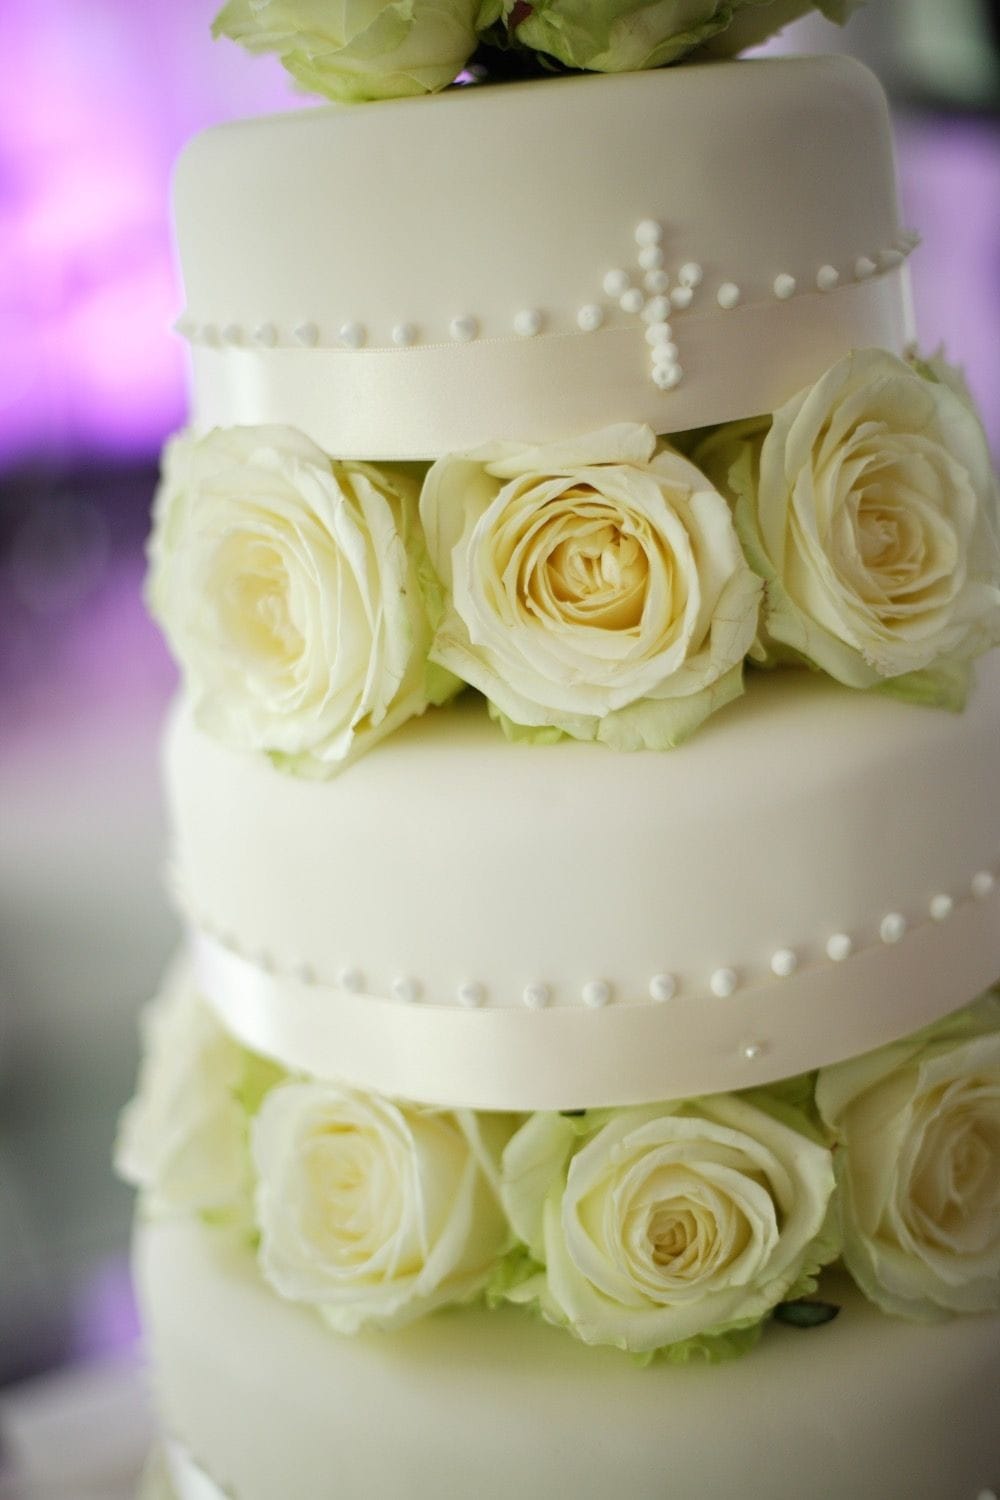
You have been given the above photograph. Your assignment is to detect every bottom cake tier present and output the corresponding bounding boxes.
[137,1218,1000,1500]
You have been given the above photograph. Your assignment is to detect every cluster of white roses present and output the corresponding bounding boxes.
[118,973,1000,1359]
[210,0,860,104]
[148,350,1000,774]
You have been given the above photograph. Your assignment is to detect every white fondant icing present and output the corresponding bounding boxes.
[138,1220,1000,1500]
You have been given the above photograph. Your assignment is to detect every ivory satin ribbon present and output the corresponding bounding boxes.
[190,880,1000,1111]
[190,271,914,460]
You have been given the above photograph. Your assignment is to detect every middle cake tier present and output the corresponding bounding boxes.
[167,656,1000,1111]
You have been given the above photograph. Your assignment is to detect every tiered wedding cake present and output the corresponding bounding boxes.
[119,5,1000,1497]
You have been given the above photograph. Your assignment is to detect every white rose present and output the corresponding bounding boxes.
[115,962,250,1219]
[212,0,481,102]
[420,425,762,749]
[816,995,1000,1320]
[720,349,1000,694]
[500,1097,837,1354]
[252,1082,515,1332]
[148,425,452,773]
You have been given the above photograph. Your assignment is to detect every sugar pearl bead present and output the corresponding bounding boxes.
[514,308,543,337]
[644,268,670,295]
[678,262,703,288]
[294,322,319,346]
[392,976,422,1003]
[635,219,663,246]
[253,323,277,347]
[710,967,738,998]
[972,869,996,899]
[652,341,680,365]
[826,933,853,963]
[770,948,798,978]
[642,297,671,324]
[741,1040,767,1061]
[854,255,877,280]
[652,363,683,391]
[339,321,366,348]
[670,285,694,310]
[582,979,612,1009]
[880,912,907,945]
[645,321,674,347]
[929,893,954,922]
[339,967,364,993]
[392,322,417,346]
[816,264,840,292]
[222,323,243,345]
[620,287,645,314]
[649,973,677,1002]
[577,304,604,332]
[603,268,631,298]
[523,981,550,1009]
[449,315,478,342]
[773,273,796,300]
[879,247,905,270]
[638,244,664,271]
[291,961,316,986]
[717,282,741,310]
[457,980,485,1007]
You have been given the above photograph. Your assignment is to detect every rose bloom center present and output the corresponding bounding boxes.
[526,498,650,632]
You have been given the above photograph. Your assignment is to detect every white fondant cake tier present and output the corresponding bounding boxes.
[174,56,913,457]
[137,1219,1000,1500]
[167,656,1000,1109]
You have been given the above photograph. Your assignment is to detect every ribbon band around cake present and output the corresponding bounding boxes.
[186,268,914,459]
[189,883,1000,1110]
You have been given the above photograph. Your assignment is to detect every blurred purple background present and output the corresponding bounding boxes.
[0,0,997,1414]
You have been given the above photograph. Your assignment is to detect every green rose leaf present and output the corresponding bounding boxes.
[773,1299,841,1329]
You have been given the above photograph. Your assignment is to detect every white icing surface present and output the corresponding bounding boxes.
[167,656,1000,1108]
[173,56,912,456]
[137,1219,1000,1500]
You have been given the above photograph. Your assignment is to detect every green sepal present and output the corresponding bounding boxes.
[773,1298,841,1329]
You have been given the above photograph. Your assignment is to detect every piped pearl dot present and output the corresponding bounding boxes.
[577,304,604,333]
[773,273,796,300]
[670,285,694,310]
[854,255,877,280]
[930,893,954,922]
[514,308,543,337]
[717,282,741,310]
[644,268,670,295]
[620,287,645,314]
[457,980,485,1008]
[645,322,674,348]
[222,323,243,345]
[582,979,612,1009]
[652,363,683,391]
[202,324,220,346]
[880,912,907,945]
[741,1040,767,1062]
[393,976,421,1003]
[678,262,703,289]
[449,315,478,342]
[816,264,840,292]
[638,244,664,272]
[523,981,550,1010]
[651,340,680,365]
[770,948,798,978]
[294,322,319,346]
[339,321,366,348]
[291,961,316,986]
[710,967,738,999]
[635,219,662,246]
[603,268,631,298]
[972,869,996,899]
[642,297,671,324]
[339,967,364,993]
[253,322,278,347]
[826,933,853,963]
[649,973,677,1003]
[392,322,418,346]
[879,247,905,270]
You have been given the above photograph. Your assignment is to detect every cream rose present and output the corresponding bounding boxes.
[148,425,452,773]
[212,0,481,102]
[420,425,761,749]
[500,1097,837,1355]
[115,962,251,1220]
[252,1082,515,1332]
[704,349,1000,698]
[816,996,1000,1320]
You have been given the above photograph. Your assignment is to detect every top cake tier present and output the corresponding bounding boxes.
[173,54,914,457]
